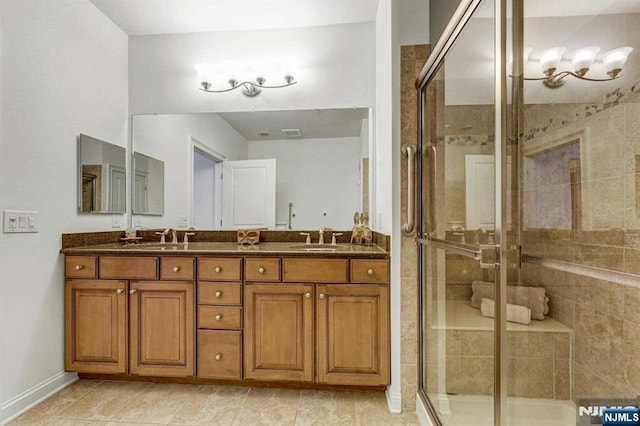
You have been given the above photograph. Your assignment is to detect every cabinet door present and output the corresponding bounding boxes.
[129,281,195,376]
[65,280,127,373]
[316,284,390,386]
[244,283,313,382]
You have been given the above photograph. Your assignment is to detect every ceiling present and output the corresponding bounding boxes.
[88,0,380,35]
[218,108,369,141]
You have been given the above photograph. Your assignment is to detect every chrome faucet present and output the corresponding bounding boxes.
[318,228,325,245]
[156,227,178,244]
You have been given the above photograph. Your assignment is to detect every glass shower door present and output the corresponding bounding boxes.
[415,0,505,423]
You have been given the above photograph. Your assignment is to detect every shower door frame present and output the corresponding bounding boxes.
[415,0,510,424]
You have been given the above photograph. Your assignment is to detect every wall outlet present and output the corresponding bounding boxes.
[177,216,189,228]
[3,210,38,233]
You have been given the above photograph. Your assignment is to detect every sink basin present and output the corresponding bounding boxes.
[122,243,186,250]
[289,244,349,251]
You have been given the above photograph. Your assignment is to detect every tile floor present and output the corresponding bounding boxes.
[9,380,419,425]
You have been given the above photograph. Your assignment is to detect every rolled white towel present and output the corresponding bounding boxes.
[480,297,532,325]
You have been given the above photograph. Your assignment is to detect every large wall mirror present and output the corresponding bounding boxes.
[131,108,371,230]
[77,133,126,214]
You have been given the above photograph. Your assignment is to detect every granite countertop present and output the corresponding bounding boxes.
[61,241,388,257]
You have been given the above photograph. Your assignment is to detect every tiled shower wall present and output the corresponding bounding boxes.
[400,44,430,411]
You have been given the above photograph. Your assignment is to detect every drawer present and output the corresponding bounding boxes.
[283,258,348,283]
[350,259,389,283]
[65,256,97,278]
[160,257,195,280]
[198,330,241,380]
[199,306,242,329]
[244,258,281,282]
[99,256,158,280]
[198,257,242,281]
[199,282,242,305]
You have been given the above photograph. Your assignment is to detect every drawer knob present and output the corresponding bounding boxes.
[319,293,325,299]
[215,291,223,298]
[215,353,222,361]
[215,314,222,321]
[116,288,124,294]
[305,292,311,299]
[129,289,137,295]
[172,266,181,273]
[214,266,222,273]
[258,267,265,274]
[367,268,374,276]
[74,265,84,271]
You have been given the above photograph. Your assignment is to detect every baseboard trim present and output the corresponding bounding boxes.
[385,387,402,413]
[1,371,78,425]
[417,393,435,426]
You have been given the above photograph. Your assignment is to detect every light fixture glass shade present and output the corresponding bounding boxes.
[571,46,600,73]
[602,47,633,77]
[539,46,566,74]
[194,63,215,89]
[523,46,533,64]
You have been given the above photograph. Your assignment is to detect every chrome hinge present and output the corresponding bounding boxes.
[479,244,500,270]
[508,244,522,270]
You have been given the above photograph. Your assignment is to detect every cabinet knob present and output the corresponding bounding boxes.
[116,288,124,294]
[129,289,137,295]
[258,267,265,274]
[172,266,181,273]
[367,268,374,276]
[305,292,311,299]
[215,291,223,298]
[74,265,84,271]
[319,293,325,299]
[215,314,222,321]
[214,266,222,273]
[215,353,222,361]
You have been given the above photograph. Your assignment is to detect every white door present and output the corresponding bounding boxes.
[222,159,276,229]
[193,151,218,229]
[465,155,494,230]
[109,166,126,213]
[134,171,149,213]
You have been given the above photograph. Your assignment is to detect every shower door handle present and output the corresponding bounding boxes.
[424,143,437,236]
[401,145,416,236]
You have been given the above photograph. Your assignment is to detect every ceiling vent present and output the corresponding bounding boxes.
[281,128,303,138]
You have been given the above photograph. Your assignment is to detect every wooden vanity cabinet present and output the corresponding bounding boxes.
[65,279,127,373]
[65,255,195,377]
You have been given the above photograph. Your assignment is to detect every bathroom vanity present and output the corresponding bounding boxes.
[61,232,390,389]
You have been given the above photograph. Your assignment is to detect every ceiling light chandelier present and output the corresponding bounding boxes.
[520,46,633,89]
[195,63,296,97]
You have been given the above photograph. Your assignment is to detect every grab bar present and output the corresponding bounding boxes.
[401,145,416,236]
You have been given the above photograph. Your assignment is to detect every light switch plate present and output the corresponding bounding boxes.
[177,216,189,228]
[3,210,38,233]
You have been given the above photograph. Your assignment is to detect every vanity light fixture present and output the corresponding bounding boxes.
[520,46,633,89]
[194,63,296,97]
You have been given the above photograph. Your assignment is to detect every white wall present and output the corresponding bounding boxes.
[129,23,375,115]
[132,113,248,229]
[0,0,129,421]
[248,137,361,230]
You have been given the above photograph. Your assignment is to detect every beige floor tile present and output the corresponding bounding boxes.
[56,381,151,421]
[232,388,301,426]
[169,385,249,426]
[355,392,419,426]
[110,382,194,424]
[294,390,358,426]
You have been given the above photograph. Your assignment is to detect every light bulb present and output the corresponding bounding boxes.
[539,46,566,75]
[570,46,600,76]
[602,47,633,78]
[194,63,215,90]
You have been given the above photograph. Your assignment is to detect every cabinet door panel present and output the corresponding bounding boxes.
[129,281,194,376]
[198,330,242,379]
[65,280,127,373]
[317,284,389,385]
[244,283,313,382]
